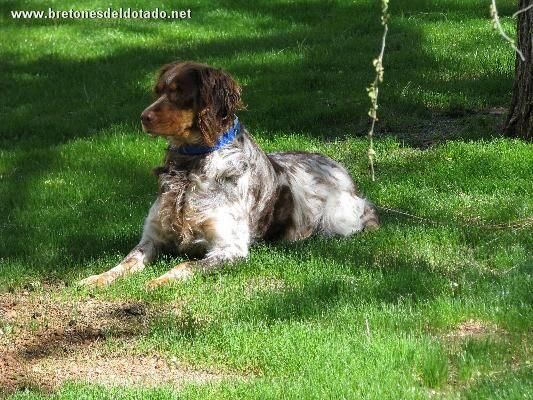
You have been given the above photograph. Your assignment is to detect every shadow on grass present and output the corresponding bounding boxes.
[0,0,515,282]
[237,260,442,323]
[0,151,154,264]
[0,0,513,147]
[230,228,531,325]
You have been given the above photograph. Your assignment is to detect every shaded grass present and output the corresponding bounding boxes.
[1,0,532,398]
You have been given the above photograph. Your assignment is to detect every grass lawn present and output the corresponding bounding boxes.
[1,0,532,398]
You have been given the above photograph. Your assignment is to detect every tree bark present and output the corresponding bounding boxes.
[504,0,532,140]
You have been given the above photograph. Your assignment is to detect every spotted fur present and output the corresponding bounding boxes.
[79,62,378,289]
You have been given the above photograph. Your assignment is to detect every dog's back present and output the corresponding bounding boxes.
[266,151,378,240]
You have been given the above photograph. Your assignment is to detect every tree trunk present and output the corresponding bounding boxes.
[504,0,532,140]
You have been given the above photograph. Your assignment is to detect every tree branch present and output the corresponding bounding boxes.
[366,0,389,182]
[490,0,526,62]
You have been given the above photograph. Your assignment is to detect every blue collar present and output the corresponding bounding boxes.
[169,117,241,155]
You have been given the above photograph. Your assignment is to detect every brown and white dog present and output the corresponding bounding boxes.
[80,61,379,289]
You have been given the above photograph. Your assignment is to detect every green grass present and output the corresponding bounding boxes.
[1,0,532,399]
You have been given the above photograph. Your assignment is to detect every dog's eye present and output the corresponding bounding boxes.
[169,86,185,102]
[154,84,165,96]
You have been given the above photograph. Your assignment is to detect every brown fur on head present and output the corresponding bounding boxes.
[141,61,242,147]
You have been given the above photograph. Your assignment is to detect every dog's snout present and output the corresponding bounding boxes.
[141,110,155,124]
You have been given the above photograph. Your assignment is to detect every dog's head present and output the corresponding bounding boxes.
[141,61,242,146]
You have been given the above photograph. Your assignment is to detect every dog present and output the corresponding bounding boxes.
[80,61,379,289]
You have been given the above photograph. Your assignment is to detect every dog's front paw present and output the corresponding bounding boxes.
[78,273,114,288]
[145,264,194,290]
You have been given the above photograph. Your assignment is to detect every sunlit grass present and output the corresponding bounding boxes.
[1,0,531,399]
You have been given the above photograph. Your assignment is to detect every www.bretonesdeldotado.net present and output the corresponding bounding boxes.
[10,8,192,20]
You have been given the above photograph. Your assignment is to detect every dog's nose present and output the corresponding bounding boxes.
[141,110,154,124]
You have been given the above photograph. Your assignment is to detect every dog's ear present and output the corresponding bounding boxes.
[197,67,241,146]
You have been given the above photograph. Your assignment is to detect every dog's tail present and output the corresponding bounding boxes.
[362,200,380,231]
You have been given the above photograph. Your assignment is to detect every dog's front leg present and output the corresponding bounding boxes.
[79,241,158,288]
[145,248,245,290]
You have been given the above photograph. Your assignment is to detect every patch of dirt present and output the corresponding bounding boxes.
[384,110,507,149]
[29,352,236,389]
[482,107,508,115]
[446,319,502,339]
[0,288,242,395]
